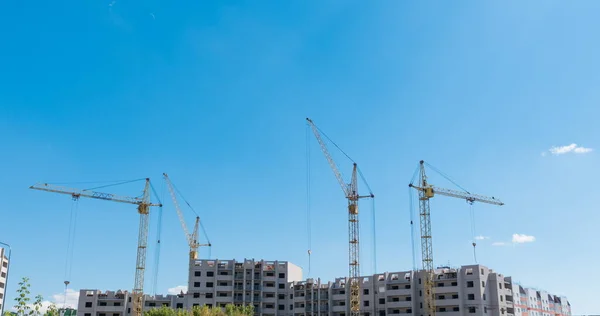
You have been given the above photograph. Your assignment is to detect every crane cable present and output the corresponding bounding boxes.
[409,165,420,271]
[371,198,377,274]
[64,198,79,297]
[63,281,70,309]
[357,166,376,274]
[469,202,478,263]
[408,186,417,271]
[151,180,165,296]
[423,162,470,193]
[83,178,147,192]
[421,162,480,263]
[305,123,312,276]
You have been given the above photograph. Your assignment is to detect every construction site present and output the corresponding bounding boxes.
[13,118,571,316]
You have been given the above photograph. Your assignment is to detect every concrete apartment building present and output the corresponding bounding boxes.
[186,259,303,312]
[292,264,514,316]
[76,260,571,316]
[0,248,9,313]
[415,265,515,316]
[77,290,187,316]
[290,271,415,316]
[513,286,571,316]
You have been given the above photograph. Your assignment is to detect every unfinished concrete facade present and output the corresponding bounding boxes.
[77,290,187,316]
[76,260,571,316]
[186,259,303,312]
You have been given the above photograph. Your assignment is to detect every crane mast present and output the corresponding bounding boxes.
[409,161,503,316]
[413,163,436,316]
[347,164,361,316]
[306,118,373,316]
[30,179,161,316]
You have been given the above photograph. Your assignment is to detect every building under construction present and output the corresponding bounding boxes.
[31,121,569,316]
[76,259,571,316]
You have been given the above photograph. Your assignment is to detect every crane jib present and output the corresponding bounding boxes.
[91,192,114,201]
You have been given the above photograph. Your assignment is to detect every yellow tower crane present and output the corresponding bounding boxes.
[306,118,374,316]
[163,173,211,261]
[409,160,504,316]
[30,179,161,316]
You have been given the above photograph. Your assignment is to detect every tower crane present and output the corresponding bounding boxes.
[306,118,374,316]
[163,173,211,261]
[30,179,161,316]
[409,161,504,316]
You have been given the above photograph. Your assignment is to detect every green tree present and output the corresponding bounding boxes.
[32,295,43,316]
[45,304,57,316]
[13,277,44,316]
[13,277,32,316]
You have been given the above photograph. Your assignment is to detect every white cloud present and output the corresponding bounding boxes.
[492,242,507,246]
[12,289,79,314]
[512,233,535,244]
[548,143,593,155]
[474,235,489,240]
[167,285,187,295]
[574,146,593,154]
[52,289,79,309]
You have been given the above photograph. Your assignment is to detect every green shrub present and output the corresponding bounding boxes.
[145,304,254,316]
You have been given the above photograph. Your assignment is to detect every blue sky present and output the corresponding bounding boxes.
[1,0,599,314]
